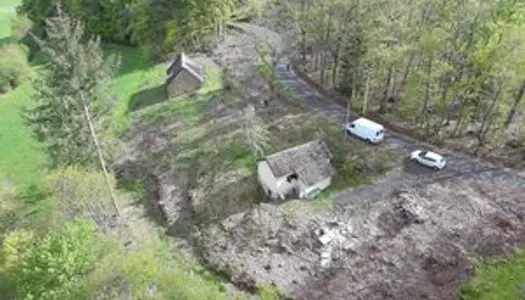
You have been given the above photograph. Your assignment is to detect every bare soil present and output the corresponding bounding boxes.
[112,27,525,300]
[197,174,525,300]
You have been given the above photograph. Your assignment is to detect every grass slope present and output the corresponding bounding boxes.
[0,1,163,185]
[460,252,525,300]
[0,0,17,37]
[0,0,45,186]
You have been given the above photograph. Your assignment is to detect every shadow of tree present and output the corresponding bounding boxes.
[114,78,270,239]
[121,89,224,142]
[165,173,264,240]
[0,37,13,46]
[28,43,157,77]
[192,174,262,224]
[127,84,167,112]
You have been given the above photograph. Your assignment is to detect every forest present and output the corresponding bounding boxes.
[1,0,525,299]
[0,0,280,299]
[270,0,525,161]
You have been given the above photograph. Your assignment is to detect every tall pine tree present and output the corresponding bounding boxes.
[23,6,119,169]
[23,6,121,214]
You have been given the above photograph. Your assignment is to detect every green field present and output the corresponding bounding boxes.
[460,252,525,300]
[0,0,164,186]
[0,0,17,38]
[0,0,43,186]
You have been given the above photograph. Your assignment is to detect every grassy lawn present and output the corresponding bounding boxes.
[460,252,525,300]
[0,0,17,38]
[132,61,223,124]
[109,45,160,134]
[0,0,45,186]
[0,0,165,185]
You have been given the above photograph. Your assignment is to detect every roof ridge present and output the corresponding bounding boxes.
[264,139,321,159]
[166,53,204,84]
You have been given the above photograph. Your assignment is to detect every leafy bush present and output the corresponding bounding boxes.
[42,167,119,227]
[82,240,232,300]
[0,220,107,300]
[258,284,281,300]
[0,180,19,238]
[10,15,33,42]
[10,15,41,59]
[0,44,31,93]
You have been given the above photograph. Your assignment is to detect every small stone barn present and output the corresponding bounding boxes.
[165,53,205,98]
[257,140,336,200]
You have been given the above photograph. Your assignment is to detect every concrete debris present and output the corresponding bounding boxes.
[197,177,525,300]
[316,221,352,268]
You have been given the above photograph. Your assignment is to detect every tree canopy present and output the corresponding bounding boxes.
[17,0,239,58]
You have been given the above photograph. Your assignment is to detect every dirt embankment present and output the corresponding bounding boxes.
[196,175,525,300]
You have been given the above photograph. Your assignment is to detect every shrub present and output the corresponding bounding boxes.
[10,15,32,42]
[1,220,107,300]
[10,15,41,60]
[0,180,18,237]
[258,284,281,300]
[0,44,31,93]
[42,167,119,227]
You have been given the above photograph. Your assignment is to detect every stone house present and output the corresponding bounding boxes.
[257,140,336,200]
[165,53,205,98]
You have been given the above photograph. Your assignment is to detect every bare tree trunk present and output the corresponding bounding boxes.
[379,67,393,113]
[301,29,307,63]
[81,93,120,216]
[396,4,434,99]
[475,87,502,151]
[504,78,525,128]
[332,53,340,88]
[362,72,370,115]
[320,52,327,84]
[421,54,433,132]
[396,53,416,99]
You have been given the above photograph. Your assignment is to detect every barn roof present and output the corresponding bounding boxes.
[263,140,336,186]
[166,53,205,85]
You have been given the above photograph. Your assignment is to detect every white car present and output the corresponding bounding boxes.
[409,150,446,170]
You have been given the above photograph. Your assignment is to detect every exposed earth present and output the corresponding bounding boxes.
[117,23,525,300]
[194,24,525,300]
[199,175,525,300]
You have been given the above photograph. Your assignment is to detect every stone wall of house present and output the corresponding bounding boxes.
[166,69,203,98]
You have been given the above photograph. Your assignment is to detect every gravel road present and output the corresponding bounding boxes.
[234,20,525,205]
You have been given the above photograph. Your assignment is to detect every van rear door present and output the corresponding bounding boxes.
[375,128,384,141]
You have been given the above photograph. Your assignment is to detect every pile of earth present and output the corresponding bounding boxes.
[196,177,525,300]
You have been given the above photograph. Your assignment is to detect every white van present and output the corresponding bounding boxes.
[345,117,385,144]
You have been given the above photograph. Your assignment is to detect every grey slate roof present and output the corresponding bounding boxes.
[166,53,205,84]
[264,140,336,186]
